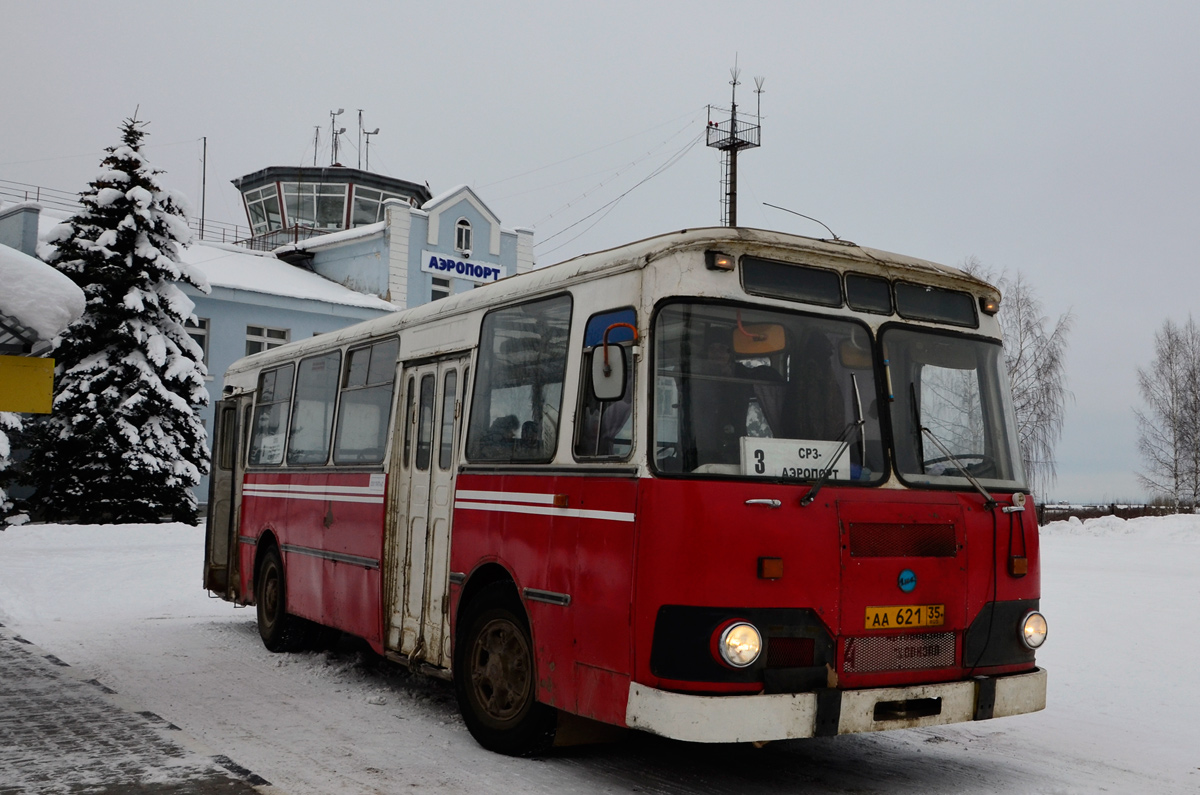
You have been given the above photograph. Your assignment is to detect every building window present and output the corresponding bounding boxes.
[455,218,472,254]
[431,277,450,302]
[244,185,282,235]
[246,325,289,355]
[186,317,209,365]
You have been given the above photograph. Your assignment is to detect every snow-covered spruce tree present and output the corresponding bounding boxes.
[22,116,210,523]
[0,412,24,525]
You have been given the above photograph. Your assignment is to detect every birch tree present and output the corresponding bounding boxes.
[963,258,1074,497]
[1135,316,1200,508]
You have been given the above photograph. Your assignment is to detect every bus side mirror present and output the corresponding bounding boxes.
[592,345,627,402]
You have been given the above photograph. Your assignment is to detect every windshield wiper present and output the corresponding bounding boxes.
[919,426,997,510]
[800,377,865,508]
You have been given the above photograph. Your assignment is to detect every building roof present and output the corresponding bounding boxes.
[182,242,396,310]
[22,204,396,312]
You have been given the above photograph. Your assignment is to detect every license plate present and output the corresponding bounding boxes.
[865,604,945,630]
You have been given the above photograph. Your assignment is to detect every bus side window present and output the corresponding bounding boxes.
[415,374,436,471]
[402,375,415,467]
[438,369,458,470]
[333,337,399,465]
[574,307,636,460]
[217,406,236,471]
[249,364,295,466]
[288,351,341,466]
[465,294,572,464]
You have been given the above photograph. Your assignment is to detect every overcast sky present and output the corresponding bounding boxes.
[5,1,1197,502]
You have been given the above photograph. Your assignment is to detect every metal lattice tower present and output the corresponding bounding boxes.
[706,65,764,227]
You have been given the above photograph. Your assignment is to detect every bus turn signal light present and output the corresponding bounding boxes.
[758,557,784,579]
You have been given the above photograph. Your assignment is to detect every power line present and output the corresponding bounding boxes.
[478,106,705,191]
[535,130,704,258]
[530,116,703,228]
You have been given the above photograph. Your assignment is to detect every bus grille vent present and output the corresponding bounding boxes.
[848,523,957,557]
[766,636,815,668]
[843,632,955,673]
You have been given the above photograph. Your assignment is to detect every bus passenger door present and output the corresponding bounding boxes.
[204,395,251,600]
[388,356,467,668]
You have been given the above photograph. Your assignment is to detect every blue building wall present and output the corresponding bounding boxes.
[303,186,534,311]
[302,235,389,297]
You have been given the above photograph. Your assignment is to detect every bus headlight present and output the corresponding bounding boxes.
[1020,611,1048,649]
[714,621,762,668]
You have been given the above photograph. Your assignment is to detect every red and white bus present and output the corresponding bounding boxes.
[204,227,1047,755]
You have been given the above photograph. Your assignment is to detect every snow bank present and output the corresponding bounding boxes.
[0,243,84,340]
[1040,511,1200,542]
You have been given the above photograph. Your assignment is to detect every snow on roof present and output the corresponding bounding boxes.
[0,243,85,341]
[274,221,385,253]
[180,243,396,311]
[421,184,471,210]
[20,203,396,312]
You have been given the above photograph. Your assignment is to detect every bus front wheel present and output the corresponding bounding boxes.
[256,546,308,653]
[455,584,557,756]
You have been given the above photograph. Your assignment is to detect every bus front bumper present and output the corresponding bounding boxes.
[625,667,1046,743]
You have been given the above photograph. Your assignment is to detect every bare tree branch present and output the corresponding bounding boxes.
[1136,316,1200,508]
[962,257,1074,498]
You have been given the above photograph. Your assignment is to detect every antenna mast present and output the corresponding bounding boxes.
[312,126,320,167]
[706,60,763,227]
[364,126,380,172]
[329,108,345,166]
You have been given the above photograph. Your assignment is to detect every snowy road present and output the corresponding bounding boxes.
[1,517,1197,794]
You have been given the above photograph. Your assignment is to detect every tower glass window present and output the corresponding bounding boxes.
[244,185,282,235]
[351,187,407,226]
[282,183,348,230]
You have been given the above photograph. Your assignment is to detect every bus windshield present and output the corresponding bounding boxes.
[653,302,885,481]
[884,327,1026,490]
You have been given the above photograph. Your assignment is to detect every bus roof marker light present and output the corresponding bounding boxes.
[980,296,1000,315]
[705,250,735,271]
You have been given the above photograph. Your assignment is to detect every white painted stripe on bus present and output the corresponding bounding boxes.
[454,490,558,505]
[453,500,635,523]
[243,482,385,496]
[243,489,384,505]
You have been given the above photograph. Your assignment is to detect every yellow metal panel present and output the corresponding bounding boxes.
[0,356,55,414]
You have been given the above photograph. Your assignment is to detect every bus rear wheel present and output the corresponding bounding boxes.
[455,584,556,756]
[256,546,308,652]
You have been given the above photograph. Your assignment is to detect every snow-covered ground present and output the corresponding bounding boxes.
[0,515,1197,794]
